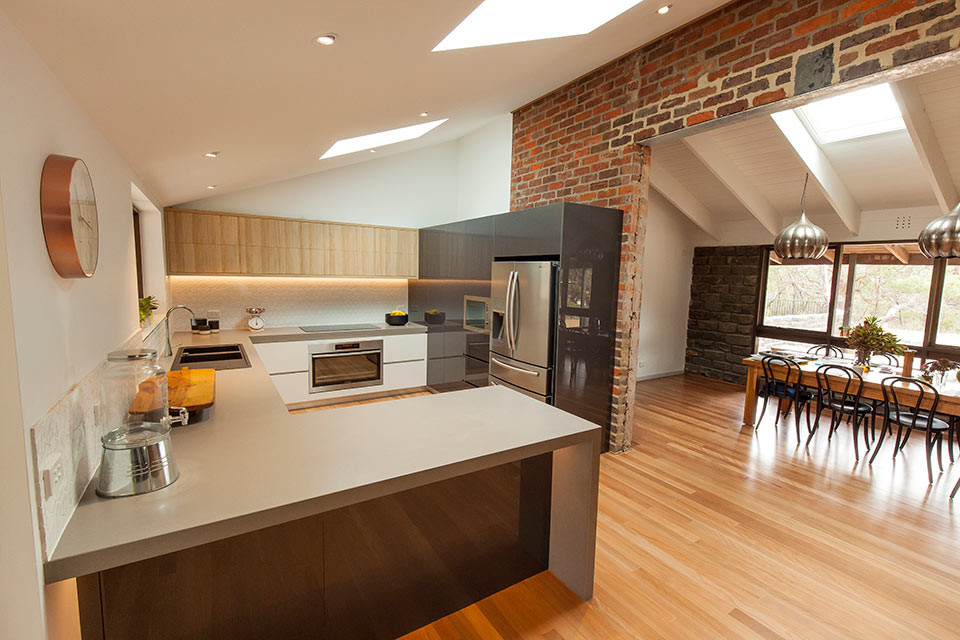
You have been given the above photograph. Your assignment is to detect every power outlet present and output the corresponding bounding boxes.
[42,455,64,501]
[637,360,645,368]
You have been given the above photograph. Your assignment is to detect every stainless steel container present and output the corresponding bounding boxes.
[96,422,179,498]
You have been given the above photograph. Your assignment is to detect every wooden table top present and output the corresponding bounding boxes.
[742,354,960,416]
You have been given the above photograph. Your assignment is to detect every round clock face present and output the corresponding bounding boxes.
[40,155,100,278]
[248,316,265,331]
[69,161,99,276]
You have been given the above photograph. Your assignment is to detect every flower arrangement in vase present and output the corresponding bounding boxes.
[841,317,904,367]
[919,358,959,387]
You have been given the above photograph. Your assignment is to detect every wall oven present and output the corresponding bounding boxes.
[309,339,383,393]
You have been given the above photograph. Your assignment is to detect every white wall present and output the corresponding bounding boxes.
[179,116,514,228]
[0,8,152,637]
[180,142,460,228]
[456,115,512,220]
[636,190,697,380]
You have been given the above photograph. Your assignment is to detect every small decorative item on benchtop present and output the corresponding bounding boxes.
[841,316,904,368]
[246,307,266,331]
[920,359,959,388]
[385,310,408,326]
[424,309,446,325]
[207,309,221,333]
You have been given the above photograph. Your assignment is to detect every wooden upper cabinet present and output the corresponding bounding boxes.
[163,209,418,278]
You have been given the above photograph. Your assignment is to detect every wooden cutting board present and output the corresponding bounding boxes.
[129,368,216,415]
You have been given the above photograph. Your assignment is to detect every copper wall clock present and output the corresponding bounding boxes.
[40,154,99,278]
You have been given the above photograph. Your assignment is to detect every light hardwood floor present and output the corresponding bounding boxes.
[402,374,960,639]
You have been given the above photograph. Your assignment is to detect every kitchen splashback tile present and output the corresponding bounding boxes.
[30,329,145,558]
[169,277,408,330]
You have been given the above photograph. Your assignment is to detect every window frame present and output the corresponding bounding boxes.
[754,239,960,363]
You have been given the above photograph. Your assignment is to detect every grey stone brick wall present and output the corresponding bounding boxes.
[685,245,763,385]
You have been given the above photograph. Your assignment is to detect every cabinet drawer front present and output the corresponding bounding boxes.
[384,360,426,389]
[253,342,308,374]
[382,334,427,363]
[269,371,312,404]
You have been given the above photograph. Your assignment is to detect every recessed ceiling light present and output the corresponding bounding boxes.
[369,149,377,153]
[206,185,217,190]
[315,33,337,46]
[204,151,220,158]
[657,4,671,14]
[795,83,905,144]
[419,112,429,117]
[433,0,644,51]
[319,119,449,159]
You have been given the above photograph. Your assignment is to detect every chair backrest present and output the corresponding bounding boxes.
[761,355,803,390]
[816,364,863,407]
[808,344,843,358]
[871,352,900,366]
[880,376,940,433]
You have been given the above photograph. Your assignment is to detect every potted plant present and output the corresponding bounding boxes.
[920,358,959,387]
[842,317,904,367]
[139,296,158,328]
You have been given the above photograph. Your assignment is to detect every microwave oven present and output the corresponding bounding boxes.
[463,296,490,334]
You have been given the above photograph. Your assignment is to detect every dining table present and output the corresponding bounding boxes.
[741,353,960,427]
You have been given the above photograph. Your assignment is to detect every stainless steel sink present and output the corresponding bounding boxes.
[171,344,250,371]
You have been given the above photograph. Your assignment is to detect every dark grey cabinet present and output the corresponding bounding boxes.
[493,205,562,258]
[413,203,622,444]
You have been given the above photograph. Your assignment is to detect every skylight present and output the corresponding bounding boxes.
[433,0,645,52]
[319,119,448,159]
[796,83,905,144]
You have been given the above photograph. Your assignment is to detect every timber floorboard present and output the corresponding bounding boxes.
[401,373,960,639]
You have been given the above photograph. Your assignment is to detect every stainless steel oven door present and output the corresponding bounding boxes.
[309,339,383,393]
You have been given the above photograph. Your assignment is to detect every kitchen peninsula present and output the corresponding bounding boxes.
[45,330,601,640]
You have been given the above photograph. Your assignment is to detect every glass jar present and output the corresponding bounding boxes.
[100,349,170,431]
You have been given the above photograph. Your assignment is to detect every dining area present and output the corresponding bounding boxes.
[743,343,960,490]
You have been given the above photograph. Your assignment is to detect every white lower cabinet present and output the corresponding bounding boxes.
[257,334,427,404]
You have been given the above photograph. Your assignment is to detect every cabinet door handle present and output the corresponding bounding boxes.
[491,357,539,376]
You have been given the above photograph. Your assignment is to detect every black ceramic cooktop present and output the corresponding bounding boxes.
[299,323,379,332]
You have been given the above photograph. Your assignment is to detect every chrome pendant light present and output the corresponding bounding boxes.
[774,174,829,260]
[918,202,960,258]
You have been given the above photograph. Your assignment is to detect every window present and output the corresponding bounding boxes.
[756,241,960,365]
[796,83,905,144]
[761,250,834,332]
[133,208,144,298]
[832,243,933,345]
[937,258,960,347]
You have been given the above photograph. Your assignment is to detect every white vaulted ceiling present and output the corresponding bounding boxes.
[649,64,960,244]
[1,0,730,206]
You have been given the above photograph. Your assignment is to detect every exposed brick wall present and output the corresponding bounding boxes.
[685,246,764,385]
[510,0,959,452]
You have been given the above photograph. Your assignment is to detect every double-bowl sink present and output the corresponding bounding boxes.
[171,344,251,371]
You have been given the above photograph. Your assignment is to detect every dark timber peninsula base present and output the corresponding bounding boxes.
[76,458,552,640]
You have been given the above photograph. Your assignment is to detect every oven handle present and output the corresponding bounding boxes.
[491,356,539,376]
[311,349,382,359]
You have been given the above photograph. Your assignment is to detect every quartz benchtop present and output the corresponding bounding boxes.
[249,321,426,343]
[44,329,600,584]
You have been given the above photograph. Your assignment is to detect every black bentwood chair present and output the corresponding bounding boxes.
[758,356,814,441]
[807,344,843,358]
[806,365,877,460]
[871,352,900,367]
[869,377,951,483]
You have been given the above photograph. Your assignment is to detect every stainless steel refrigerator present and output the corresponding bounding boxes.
[489,260,557,402]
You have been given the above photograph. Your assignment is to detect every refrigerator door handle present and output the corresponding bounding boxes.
[491,356,540,376]
[505,270,517,352]
[510,270,521,351]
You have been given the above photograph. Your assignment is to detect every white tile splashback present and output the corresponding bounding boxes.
[169,276,408,331]
[30,328,158,559]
